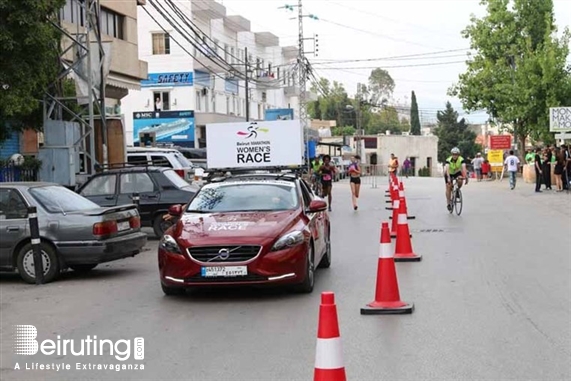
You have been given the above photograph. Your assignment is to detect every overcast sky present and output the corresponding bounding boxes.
[218,0,571,124]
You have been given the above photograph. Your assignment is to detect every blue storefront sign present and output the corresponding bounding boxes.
[133,110,195,147]
[265,108,294,121]
[141,72,194,87]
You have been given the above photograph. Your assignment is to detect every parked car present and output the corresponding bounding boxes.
[126,147,199,182]
[158,171,332,296]
[77,167,199,237]
[0,183,147,284]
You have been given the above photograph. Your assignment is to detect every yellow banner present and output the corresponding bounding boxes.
[487,150,504,164]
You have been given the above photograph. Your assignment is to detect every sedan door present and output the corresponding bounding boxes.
[78,174,118,207]
[116,172,160,224]
[299,180,325,258]
[0,189,29,267]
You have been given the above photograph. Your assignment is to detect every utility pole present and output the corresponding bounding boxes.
[245,46,250,122]
[297,0,309,171]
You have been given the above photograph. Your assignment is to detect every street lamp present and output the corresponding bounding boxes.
[345,104,361,158]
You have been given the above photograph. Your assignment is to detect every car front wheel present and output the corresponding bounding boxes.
[16,242,59,284]
[295,242,315,293]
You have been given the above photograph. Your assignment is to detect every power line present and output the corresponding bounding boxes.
[310,50,470,65]
[315,61,467,70]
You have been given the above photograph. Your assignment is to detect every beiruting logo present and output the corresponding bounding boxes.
[13,325,144,361]
[237,122,269,139]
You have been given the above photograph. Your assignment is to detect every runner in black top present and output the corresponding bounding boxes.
[348,155,361,210]
[319,155,336,212]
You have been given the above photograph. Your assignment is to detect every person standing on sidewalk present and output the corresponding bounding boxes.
[402,157,411,178]
[534,148,543,193]
[503,150,520,190]
[471,153,484,182]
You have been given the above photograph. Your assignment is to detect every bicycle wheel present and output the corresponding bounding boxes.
[454,188,463,215]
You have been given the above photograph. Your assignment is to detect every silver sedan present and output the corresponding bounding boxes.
[0,182,147,284]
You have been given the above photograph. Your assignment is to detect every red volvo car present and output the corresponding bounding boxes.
[158,172,332,295]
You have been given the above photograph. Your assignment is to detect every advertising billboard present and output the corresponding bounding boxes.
[141,72,193,87]
[133,110,195,146]
[206,120,303,169]
[549,107,571,132]
[265,108,294,121]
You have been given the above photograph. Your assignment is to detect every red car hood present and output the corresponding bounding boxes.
[175,210,300,244]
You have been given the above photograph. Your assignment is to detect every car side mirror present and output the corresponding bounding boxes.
[168,204,183,216]
[307,199,327,213]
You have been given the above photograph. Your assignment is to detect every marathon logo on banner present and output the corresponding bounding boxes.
[550,107,571,132]
[235,123,272,164]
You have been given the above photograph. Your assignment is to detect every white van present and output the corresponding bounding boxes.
[126,147,196,181]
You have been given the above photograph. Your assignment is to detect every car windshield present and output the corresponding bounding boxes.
[163,169,193,189]
[29,185,100,214]
[174,152,192,167]
[186,183,299,213]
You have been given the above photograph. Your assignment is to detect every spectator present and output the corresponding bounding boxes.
[504,150,520,190]
[472,153,484,182]
[481,160,491,180]
[534,148,543,193]
[554,149,566,192]
[403,157,411,178]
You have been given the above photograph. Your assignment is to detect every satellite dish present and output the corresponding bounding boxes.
[9,153,24,166]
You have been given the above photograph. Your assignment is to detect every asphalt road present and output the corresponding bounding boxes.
[1,176,570,381]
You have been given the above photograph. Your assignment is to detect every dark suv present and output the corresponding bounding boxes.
[77,167,199,237]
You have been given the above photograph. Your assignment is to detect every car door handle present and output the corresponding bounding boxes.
[6,226,20,232]
[105,196,115,200]
[144,194,159,199]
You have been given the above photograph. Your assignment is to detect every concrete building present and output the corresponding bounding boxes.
[120,0,302,148]
[318,134,439,176]
[1,0,148,160]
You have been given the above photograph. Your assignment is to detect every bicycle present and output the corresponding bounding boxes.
[447,176,468,215]
[312,174,323,196]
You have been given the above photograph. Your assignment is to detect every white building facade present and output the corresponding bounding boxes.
[121,0,301,148]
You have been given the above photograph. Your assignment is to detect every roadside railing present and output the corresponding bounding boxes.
[0,163,38,182]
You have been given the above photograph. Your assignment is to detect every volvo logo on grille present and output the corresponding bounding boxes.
[218,248,230,260]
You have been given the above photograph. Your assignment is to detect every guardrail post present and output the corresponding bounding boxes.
[132,192,140,211]
[27,206,44,285]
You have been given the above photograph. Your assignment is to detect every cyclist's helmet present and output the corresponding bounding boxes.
[451,147,460,154]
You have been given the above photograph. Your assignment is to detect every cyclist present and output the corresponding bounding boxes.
[310,156,323,194]
[444,147,468,212]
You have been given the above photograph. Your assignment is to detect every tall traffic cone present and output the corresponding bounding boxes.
[385,182,399,206]
[394,198,422,262]
[361,222,414,315]
[314,292,346,381]
[390,197,400,237]
[399,182,416,219]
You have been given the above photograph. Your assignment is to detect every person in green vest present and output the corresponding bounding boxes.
[525,149,535,164]
[444,147,468,212]
[310,155,323,194]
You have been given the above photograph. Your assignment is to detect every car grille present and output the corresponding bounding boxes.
[185,274,267,283]
[187,245,262,263]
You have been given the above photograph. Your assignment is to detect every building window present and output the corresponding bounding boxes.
[152,33,170,55]
[196,91,201,111]
[153,91,170,111]
[60,0,86,27]
[101,7,124,39]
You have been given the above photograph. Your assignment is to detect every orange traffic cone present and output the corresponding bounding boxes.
[394,198,421,262]
[314,292,347,381]
[385,183,398,207]
[399,182,416,220]
[361,222,414,314]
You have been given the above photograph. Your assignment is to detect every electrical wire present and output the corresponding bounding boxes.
[310,50,471,65]
[315,61,467,70]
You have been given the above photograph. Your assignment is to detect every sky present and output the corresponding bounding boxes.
[217,0,571,125]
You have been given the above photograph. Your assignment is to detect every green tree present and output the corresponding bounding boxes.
[368,107,402,135]
[0,0,65,142]
[331,126,356,136]
[410,91,421,135]
[433,102,480,163]
[368,68,395,106]
[449,0,571,151]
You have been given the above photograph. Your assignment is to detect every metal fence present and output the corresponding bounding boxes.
[0,164,38,182]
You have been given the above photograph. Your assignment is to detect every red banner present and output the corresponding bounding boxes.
[489,135,512,149]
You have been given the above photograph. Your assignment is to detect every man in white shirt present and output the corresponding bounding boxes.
[471,153,484,181]
[504,150,521,190]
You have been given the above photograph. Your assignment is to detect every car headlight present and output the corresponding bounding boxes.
[271,231,305,252]
[159,234,182,255]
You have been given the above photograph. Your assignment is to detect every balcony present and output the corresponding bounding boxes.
[255,32,279,47]
[223,15,250,32]
[193,0,226,20]
[253,70,280,89]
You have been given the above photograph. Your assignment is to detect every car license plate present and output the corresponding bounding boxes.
[201,266,247,278]
[117,221,130,231]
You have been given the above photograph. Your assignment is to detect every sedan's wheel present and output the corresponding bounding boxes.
[161,282,186,296]
[16,242,59,284]
[153,213,169,238]
[295,243,315,293]
[69,264,98,273]
[318,228,332,269]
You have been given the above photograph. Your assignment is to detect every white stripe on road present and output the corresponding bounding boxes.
[315,337,344,369]
[378,242,392,258]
